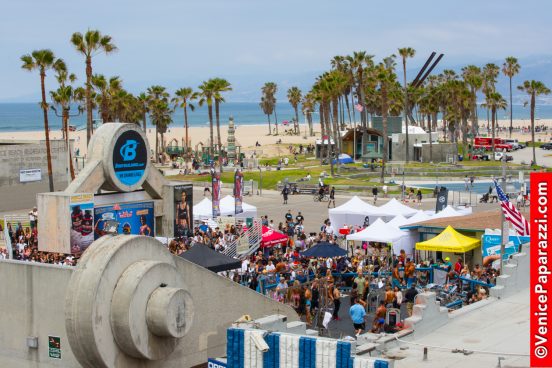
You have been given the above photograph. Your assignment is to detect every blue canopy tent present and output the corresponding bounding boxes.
[332,153,354,165]
[301,242,347,258]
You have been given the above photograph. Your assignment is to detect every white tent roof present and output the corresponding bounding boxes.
[401,210,431,226]
[386,214,410,228]
[377,198,418,217]
[329,196,387,216]
[193,198,213,218]
[431,205,461,219]
[347,218,408,242]
[220,195,257,214]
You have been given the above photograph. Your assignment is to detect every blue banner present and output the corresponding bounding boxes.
[94,202,154,239]
[481,234,530,260]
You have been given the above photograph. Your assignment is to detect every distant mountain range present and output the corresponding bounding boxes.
[3,55,552,104]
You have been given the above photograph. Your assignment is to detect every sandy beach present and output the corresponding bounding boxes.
[0,119,550,157]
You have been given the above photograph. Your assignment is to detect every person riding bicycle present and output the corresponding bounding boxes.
[318,185,325,201]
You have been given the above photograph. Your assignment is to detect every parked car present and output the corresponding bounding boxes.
[504,139,524,150]
[472,153,490,161]
[542,142,552,150]
[494,151,513,161]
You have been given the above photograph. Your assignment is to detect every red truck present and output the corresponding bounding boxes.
[473,137,513,152]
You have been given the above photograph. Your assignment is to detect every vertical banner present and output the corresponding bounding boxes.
[435,187,448,213]
[69,194,95,256]
[531,172,551,367]
[174,184,193,238]
[212,168,221,218]
[234,169,244,215]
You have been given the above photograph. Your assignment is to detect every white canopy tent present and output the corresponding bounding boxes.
[193,196,257,220]
[377,198,419,218]
[430,205,461,219]
[386,214,410,228]
[329,196,390,233]
[402,210,431,226]
[220,195,258,218]
[347,218,414,256]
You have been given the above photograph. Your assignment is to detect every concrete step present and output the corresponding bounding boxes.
[305,329,318,337]
[403,316,422,329]
[286,321,306,334]
[412,304,426,318]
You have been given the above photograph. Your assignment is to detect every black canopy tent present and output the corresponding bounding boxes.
[179,244,241,273]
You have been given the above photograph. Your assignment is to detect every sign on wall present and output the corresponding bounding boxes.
[48,336,61,359]
[19,168,42,183]
[94,202,154,239]
[112,130,148,187]
[69,194,95,256]
[174,184,193,238]
[482,234,530,260]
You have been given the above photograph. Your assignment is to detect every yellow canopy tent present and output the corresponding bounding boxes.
[416,225,480,253]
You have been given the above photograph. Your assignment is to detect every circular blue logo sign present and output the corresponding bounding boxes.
[112,130,148,186]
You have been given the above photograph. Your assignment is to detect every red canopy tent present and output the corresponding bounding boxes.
[261,226,288,248]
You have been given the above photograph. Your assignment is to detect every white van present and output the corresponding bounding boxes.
[503,139,524,150]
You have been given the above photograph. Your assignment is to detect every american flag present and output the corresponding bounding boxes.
[494,179,530,236]
[355,104,363,112]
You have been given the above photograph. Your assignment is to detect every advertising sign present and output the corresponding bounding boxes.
[174,184,193,238]
[69,194,95,256]
[212,169,221,218]
[481,234,530,260]
[234,169,244,215]
[208,358,227,368]
[19,168,42,183]
[112,130,148,187]
[48,336,61,359]
[435,187,448,213]
[94,202,154,239]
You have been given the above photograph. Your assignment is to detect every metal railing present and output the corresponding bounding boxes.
[224,218,262,258]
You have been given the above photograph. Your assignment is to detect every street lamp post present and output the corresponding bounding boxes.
[258,166,262,196]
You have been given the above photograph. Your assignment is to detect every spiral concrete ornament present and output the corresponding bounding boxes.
[65,235,194,367]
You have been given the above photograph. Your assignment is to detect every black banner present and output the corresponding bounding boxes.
[435,187,448,213]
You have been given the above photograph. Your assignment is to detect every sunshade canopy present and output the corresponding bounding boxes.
[346,218,408,242]
[415,225,481,253]
[377,198,418,217]
[301,242,347,258]
[179,244,241,272]
[261,226,288,247]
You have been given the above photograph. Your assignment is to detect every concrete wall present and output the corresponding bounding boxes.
[0,140,71,212]
[0,254,298,367]
[421,143,458,163]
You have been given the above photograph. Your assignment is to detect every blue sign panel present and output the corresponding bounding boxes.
[94,202,154,239]
[481,234,530,260]
[112,130,148,186]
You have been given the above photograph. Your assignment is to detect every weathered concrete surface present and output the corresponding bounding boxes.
[0,140,71,212]
[0,236,298,368]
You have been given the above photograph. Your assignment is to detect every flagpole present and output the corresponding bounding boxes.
[500,156,507,272]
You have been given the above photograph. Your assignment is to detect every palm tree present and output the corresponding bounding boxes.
[146,85,170,161]
[482,92,507,160]
[398,47,416,162]
[518,80,551,165]
[287,87,302,134]
[262,82,278,134]
[461,65,483,140]
[482,63,500,132]
[260,96,274,135]
[21,49,57,192]
[302,93,316,136]
[70,30,117,144]
[376,56,398,183]
[502,57,521,137]
[212,78,232,151]
[198,80,216,156]
[172,87,197,154]
[50,58,78,180]
[137,92,149,131]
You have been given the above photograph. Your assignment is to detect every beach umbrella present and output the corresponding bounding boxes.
[261,226,288,248]
[282,120,289,126]
[301,242,347,258]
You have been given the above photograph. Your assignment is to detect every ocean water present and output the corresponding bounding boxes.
[0,102,551,132]
[0,102,308,132]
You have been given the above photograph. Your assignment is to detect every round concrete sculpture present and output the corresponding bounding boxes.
[65,235,194,368]
[87,123,151,192]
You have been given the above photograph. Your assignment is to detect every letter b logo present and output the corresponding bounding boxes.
[120,140,138,161]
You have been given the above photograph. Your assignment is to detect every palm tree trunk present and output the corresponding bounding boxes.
[267,114,271,135]
[428,114,433,162]
[184,105,189,150]
[531,92,536,165]
[208,103,214,156]
[332,99,341,174]
[294,106,299,135]
[215,100,222,151]
[64,108,75,180]
[509,76,513,137]
[325,103,334,176]
[345,92,352,126]
[40,71,54,192]
[403,58,410,163]
[85,57,93,144]
[350,91,356,126]
[274,107,279,135]
[491,107,496,161]
[380,84,388,184]
[142,111,147,132]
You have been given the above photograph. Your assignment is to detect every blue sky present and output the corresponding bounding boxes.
[1,0,551,102]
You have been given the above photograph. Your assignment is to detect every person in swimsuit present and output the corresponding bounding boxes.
[139,215,152,236]
[175,191,191,237]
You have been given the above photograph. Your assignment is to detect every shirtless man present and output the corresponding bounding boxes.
[372,301,387,333]
[384,286,395,307]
